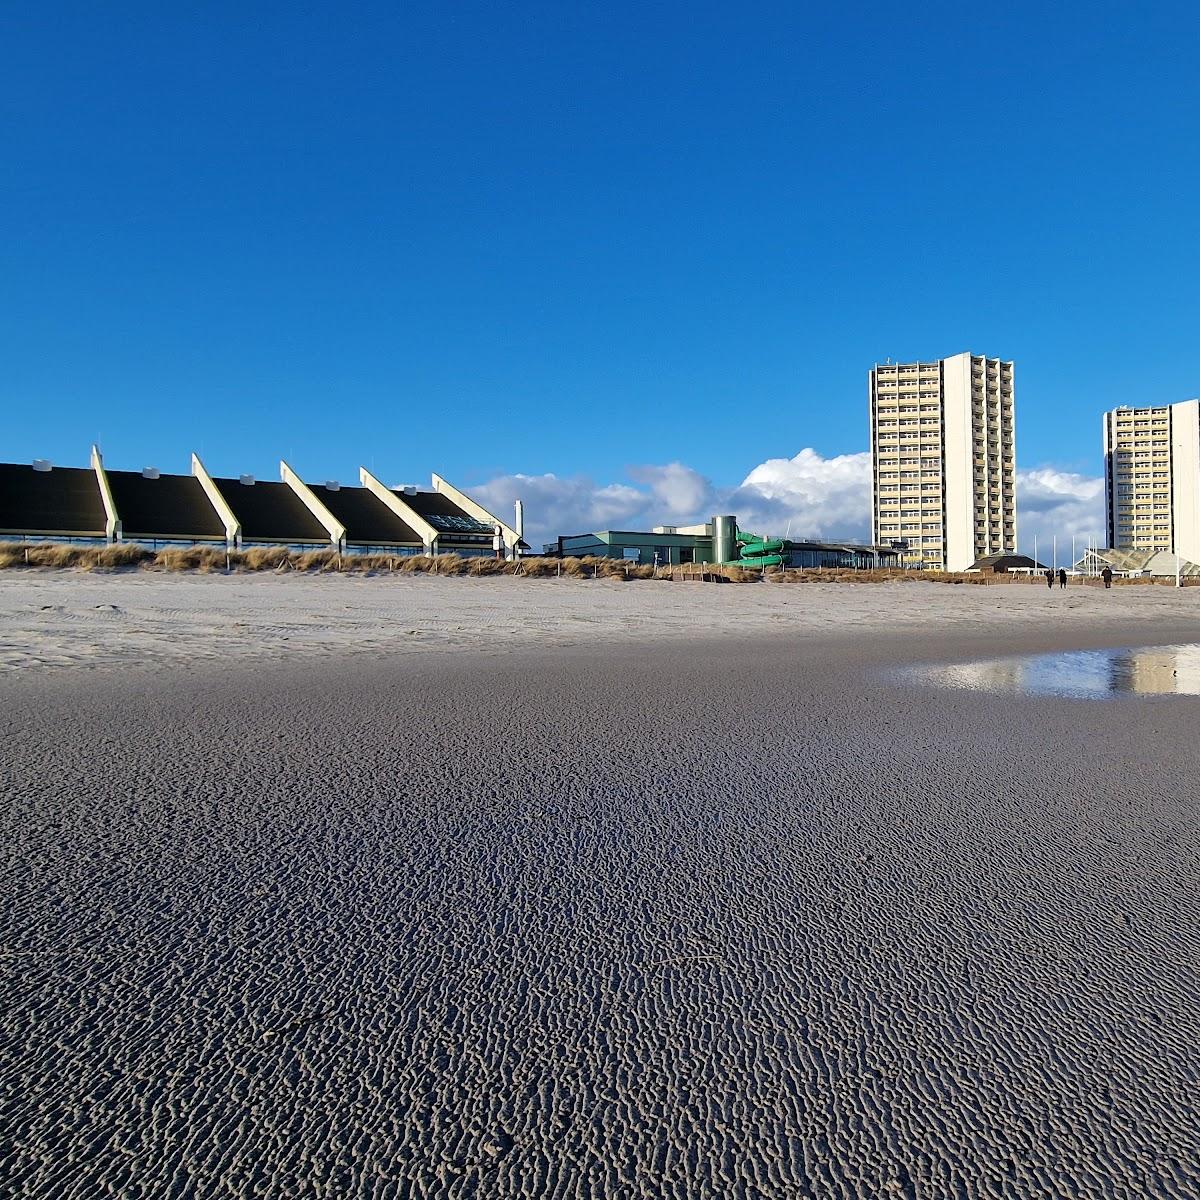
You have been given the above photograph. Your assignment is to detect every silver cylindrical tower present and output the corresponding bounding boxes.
[712,514,737,564]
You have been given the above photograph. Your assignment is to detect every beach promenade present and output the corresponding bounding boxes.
[3,576,1199,1198]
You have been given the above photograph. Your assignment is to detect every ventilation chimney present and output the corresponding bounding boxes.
[239,474,256,486]
[324,480,340,491]
[514,499,524,540]
[142,467,160,479]
[32,459,52,472]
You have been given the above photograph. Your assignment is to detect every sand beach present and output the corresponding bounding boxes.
[3,573,1199,1198]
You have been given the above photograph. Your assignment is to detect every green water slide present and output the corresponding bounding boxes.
[723,529,785,569]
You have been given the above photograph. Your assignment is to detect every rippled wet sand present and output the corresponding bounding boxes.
[4,631,1199,1198]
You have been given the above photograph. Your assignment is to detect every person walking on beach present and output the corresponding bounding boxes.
[1058,568,1068,589]
[1102,565,1113,588]
[1045,568,1054,589]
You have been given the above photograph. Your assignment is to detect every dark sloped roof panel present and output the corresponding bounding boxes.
[212,478,330,542]
[308,485,422,545]
[0,464,107,536]
[106,471,225,539]
[400,489,492,533]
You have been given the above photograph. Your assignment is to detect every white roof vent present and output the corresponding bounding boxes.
[325,480,340,491]
[401,484,419,495]
[239,474,256,486]
[32,459,52,472]
[142,466,160,479]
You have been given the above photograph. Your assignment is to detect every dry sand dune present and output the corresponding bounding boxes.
[0,569,1196,673]
[3,581,1200,1198]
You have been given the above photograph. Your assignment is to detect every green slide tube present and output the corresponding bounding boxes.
[720,529,785,568]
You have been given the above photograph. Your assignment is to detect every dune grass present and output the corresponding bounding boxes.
[1,541,1194,584]
[0,543,155,570]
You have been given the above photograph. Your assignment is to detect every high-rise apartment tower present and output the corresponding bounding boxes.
[869,352,1016,572]
[1103,400,1200,564]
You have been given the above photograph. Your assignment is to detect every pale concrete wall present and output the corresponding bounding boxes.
[1171,400,1200,564]
[941,352,974,571]
[191,453,241,549]
[1006,360,1018,556]
[90,445,121,543]
[280,461,345,549]
[1103,410,1115,548]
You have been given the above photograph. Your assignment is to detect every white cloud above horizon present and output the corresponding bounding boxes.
[471,451,1107,558]
[1014,467,1106,557]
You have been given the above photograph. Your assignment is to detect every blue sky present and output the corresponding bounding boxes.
[2,1,1197,536]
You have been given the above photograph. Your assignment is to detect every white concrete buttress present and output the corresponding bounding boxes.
[191,453,242,550]
[90,444,121,543]
[280,461,346,550]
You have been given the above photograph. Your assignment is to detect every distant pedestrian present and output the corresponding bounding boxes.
[1102,566,1113,589]
[1045,569,1054,589]
[1058,568,1067,589]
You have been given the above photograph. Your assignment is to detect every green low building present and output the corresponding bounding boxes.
[549,518,903,569]
[550,527,715,565]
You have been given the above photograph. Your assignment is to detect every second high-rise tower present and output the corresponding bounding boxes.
[869,352,1016,572]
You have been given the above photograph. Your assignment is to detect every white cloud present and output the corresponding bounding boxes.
[471,449,873,550]
[734,449,872,539]
[469,473,650,545]
[1015,467,1106,556]
[627,463,715,518]
[471,454,1109,559]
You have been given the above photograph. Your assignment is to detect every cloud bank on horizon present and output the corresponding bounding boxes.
[473,451,1107,556]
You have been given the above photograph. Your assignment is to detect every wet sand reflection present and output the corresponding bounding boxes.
[914,643,1200,698]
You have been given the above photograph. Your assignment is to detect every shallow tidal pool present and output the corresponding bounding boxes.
[908,642,1200,699]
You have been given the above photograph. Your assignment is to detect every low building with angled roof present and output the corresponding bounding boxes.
[1073,546,1200,579]
[105,468,228,546]
[0,458,109,543]
[0,448,526,558]
[967,553,1046,573]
